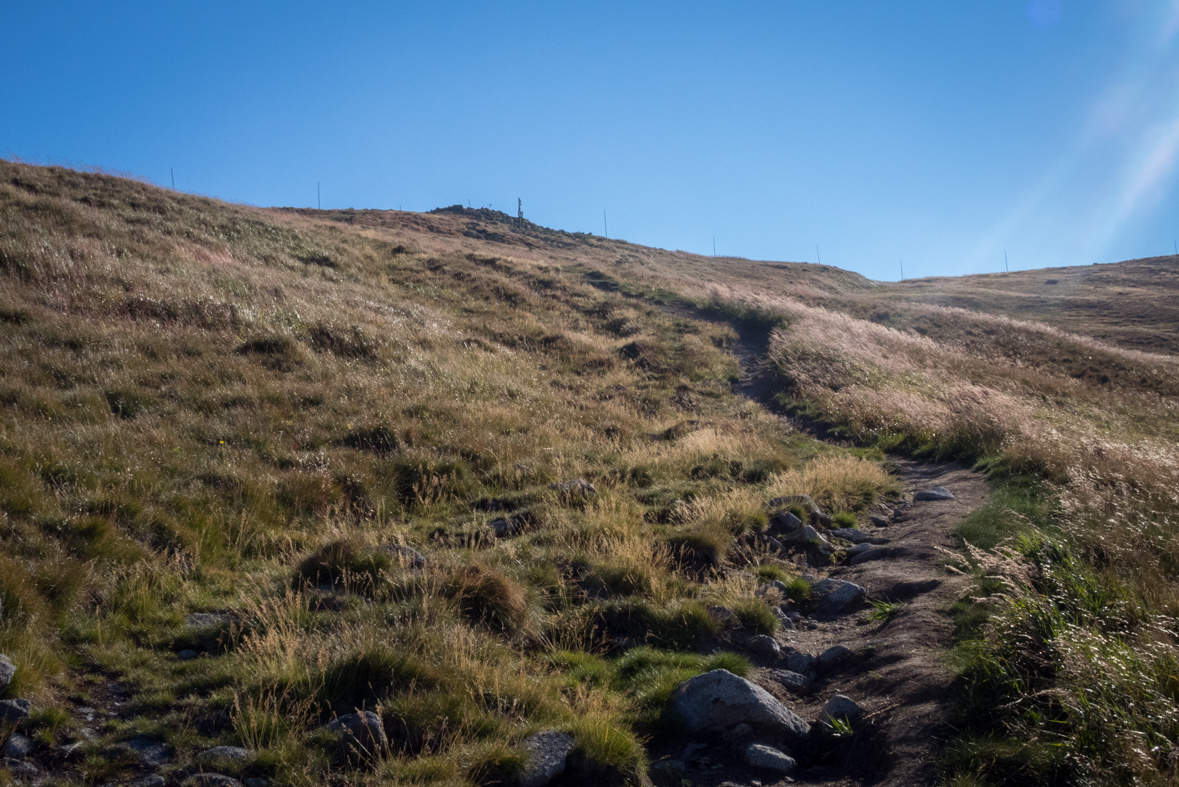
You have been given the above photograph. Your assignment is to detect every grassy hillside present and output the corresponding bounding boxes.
[0,161,897,785]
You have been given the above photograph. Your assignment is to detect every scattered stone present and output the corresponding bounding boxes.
[849,546,911,566]
[766,536,784,552]
[519,731,575,787]
[772,608,794,629]
[61,741,85,758]
[2,733,34,758]
[755,580,789,599]
[131,776,167,787]
[869,514,890,527]
[178,649,199,661]
[77,727,98,740]
[768,510,803,533]
[820,694,863,726]
[185,775,242,787]
[818,645,853,667]
[826,528,889,545]
[768,669,812,690]
[0,700,30,723]
[746,635,781,658]
[668,669,810,741]
[197,745,252,765]
[327,710,388,759]
[184,612,233,630]
[814,512,834,528]
[707,605,742,629]
[784,652,817,674]
[2,759,40,781]
[490,517,522,538]
[378,544,427,569]
[744,743,797,774]
[810,578,867,615]
[779,525,828,546]
[109,737,171,768]
[549,479,596,495]
[914,486,954,502]
[0,656,14,695]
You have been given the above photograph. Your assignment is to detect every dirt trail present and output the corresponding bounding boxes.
[657,306,991,786]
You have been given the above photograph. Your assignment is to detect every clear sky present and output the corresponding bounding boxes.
[4,1,1179,281]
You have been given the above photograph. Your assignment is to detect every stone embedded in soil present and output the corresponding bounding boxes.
[768,669,813,690]
[2,759,40,780]
[2,733,34,758]
[779,525,828,546]
[519,731,575,787]
[184,612,233,630]
[378,544,427,568]
[0,656,15,695]
[490,517,522,537]
[849,546,911,566]
[810,577,867,615]
[108,737,171,768]
[818,645,853,667]
[769,510,803,533]
[669,669,810,740]
[0,700,30,723]
[197,745,253,764]
[327,710,388,758]
[185,775,243,787]
[746,635,781,658]
[845,543,873,557]
[784,652,817,674]
[820,694,864,726]
[869,514,890,527]
[744,743,798,773]
[914,486,954,501]
[178,649,199,661]
[773,608,795,629]
[244,779,270,787]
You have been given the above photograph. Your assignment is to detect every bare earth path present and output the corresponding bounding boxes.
[650,306,991,786]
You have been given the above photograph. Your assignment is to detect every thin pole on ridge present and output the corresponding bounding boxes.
[604,210,608,239]
[900,260,904,281]
[1005,251,1009,272]
[318,183,321,210]
[816,245,821,265]
[171,168,175,190]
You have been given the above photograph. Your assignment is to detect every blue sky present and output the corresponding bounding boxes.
[4,1,1179,281]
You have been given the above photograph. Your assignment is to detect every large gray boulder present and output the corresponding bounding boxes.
[519,731,575,787]
[668,670,810,741]
[327,710,388,759]
[810,578,867,615]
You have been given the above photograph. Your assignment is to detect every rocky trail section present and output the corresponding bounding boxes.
[639,305,992,787]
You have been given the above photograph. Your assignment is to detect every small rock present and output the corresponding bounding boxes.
[845,543,873,557]
[549,479,596,495]
[185,776,242,787]
[869,514,890,527]
[1,733,34,758]
[746,635,781,658]
[327,710,388,759]
[744,743,797,774]
[768,510,803,533]
[378,544,427,568]
[820,694,863,726]
[814,512,834,528]
[130,776,167,787]
[61,741,86,758]
[707,605,742,629]
[178,649,199,661]
[771,608,794,629]
[779,525,828,546]
[784,652,817,674]
[0,700,30,723]
[490,517,520,537]
[810,578,867,615]
[2,759,40,781]
[818,645,853,667]
[755,580,789,599]
[767,494,814,509]
[519,731,575,787]
[768,669,812,690]
[77,727,98,740]
[766,536,784,552]
[197,745,252,764]
[914,486,954,501]
[668,669,810,741]
[849,546,910,566]
[244,779,270,787]
[109,737,171,768]
[0,656,15,695]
